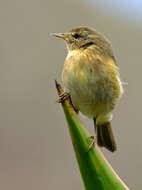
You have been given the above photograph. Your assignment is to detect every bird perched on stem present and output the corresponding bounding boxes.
[52,27,123,152]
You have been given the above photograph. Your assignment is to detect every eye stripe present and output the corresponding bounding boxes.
[81,42,94,48]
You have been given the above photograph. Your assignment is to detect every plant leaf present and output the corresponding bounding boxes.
[55,80,130,190]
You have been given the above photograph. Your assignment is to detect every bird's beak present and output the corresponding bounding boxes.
[51,33,66,40]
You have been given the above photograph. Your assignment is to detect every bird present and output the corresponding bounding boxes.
[52,26,123,152]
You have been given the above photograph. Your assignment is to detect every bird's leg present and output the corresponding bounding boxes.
[56,91,79,113]
[88,118,97,151]
[88,136,96,151]
[70,98,79,113]
[56,92,70,103]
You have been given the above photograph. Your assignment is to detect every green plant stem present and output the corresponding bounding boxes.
[55,80,130,190]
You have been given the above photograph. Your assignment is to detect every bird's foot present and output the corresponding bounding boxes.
[87,135,96,151]
[56,92,70,103]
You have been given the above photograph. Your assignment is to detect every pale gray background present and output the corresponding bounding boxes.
[0,0,141,189]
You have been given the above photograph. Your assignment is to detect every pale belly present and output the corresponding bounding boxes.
[62,51,122,119]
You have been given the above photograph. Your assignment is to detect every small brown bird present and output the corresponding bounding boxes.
[52,27,123,152]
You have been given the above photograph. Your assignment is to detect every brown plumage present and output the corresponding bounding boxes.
[52,27,123,152]
[97,122,117,152]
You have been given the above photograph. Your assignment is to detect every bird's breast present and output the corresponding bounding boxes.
[62,50,95,94]
[62,49,122,118]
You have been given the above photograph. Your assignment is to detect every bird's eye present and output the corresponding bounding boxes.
[73,33,81,39]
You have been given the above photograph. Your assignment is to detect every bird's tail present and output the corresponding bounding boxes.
[96,122,117,152]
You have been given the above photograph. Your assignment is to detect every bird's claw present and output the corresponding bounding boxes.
[87,135,96,151]
[56,92,70,103]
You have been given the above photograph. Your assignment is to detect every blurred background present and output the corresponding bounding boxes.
[0,0,141,189]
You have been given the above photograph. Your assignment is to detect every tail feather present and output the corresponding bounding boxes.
[96,122,117,152]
